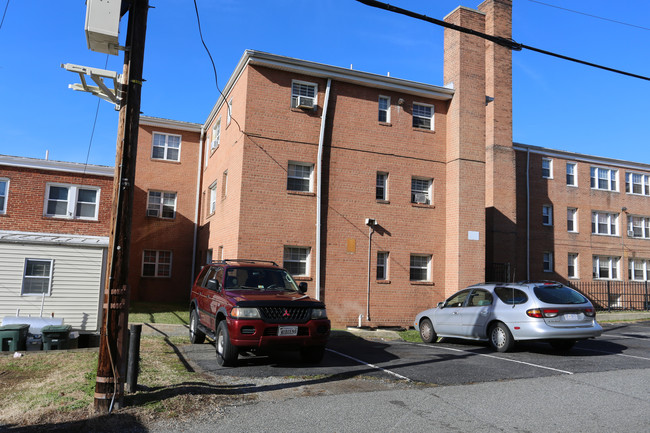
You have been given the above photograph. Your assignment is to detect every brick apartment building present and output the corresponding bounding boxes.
[0,155,113,332]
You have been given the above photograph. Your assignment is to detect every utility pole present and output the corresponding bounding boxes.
[94,0,149,412]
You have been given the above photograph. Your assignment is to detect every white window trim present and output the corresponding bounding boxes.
[590,166,618,192]
[625,172,650,196]
[151,131,182,162]
[412,102,434,130]
[566,162,577,187]
[0,177,9,214]
[378,95,391,123]
[592,211,619,236]
[44,183,101,220]
[377,251,389,280]
[142,250,173,278]
[287,161,314,193]
[542,157,553,179]
[211,117,221,151]
[567,207,578,233]
[147,190,177,219]
[209,181,217,214]
[543,252,553,273]
[627,215,650,239]
[376,172,388,201]
[593,255,620,280]
[291,80,318,110]
[411,177,433,205]
[283,246,311,277]
[542,205,553,226]
[568,253,579,279]
[410,254,431,282]
[21,258,54,296]
[629,258,649,281]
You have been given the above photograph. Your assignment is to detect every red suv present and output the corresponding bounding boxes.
[189,259,331,366]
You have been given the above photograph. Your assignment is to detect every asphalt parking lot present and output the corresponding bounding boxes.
[180,321,650,386]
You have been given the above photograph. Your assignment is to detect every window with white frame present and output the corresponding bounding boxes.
[542,205,553,226]
[376,172,388,201]
[0,178,9,214]
[21,258,53,295]
[629,258,650,281]
[566,162,577,186]
[287,162,313,192]
[142,250,172,277]
[377,251,388,280]
[147,190,177,219]
[411,177,432,204]
[567,208,578,232]
[410,254,431,281]
[627,215,650,239]
[625,172,650,196]
[209,181,217,214]
[291,81,317,109]
[227,99,233,125]
[543,252,553,272]
[412,103,434,130]
[590,167,617,191]
[593,255,619,280]
[541,158,552,179]
[568,253,578,278]
[592,211,618,236]
[283,246,310,276]
[152,132,181,161]
[211,118,221,150]
[45,183,100,220]
[378,96,390,123]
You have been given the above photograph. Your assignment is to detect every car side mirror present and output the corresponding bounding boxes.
[437,302,445,309]
[298,282,308,294]
[206,279,219,291]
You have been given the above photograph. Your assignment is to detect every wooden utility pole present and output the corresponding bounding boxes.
[94,0,149,413]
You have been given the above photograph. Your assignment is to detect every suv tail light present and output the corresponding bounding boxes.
[526,308,559,318]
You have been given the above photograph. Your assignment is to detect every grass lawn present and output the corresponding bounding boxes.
[128,302,189,325]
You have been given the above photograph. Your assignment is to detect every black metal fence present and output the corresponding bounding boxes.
[568,281,650,311]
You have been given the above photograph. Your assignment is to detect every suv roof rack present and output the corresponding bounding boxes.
[210,258,279,267]
[516,280,563,285]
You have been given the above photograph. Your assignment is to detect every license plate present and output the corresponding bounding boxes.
[563,314,579,321]
[278,326,298,336]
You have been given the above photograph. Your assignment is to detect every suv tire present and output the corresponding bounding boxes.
[189,309,206,344]
[216,321,238,367]
[489,322,514,352]
[300,346,326,364]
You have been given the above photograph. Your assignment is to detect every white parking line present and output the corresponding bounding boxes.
[414,343,574,375]
[326,348,412,381]
[601,333,650,341]
[578,347,650,361]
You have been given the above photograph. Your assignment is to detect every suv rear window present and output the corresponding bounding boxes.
[494,287,528,305]
[533,284,587,304]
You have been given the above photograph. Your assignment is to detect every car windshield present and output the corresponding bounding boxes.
[224,267,300,292]
[533,284,588,305]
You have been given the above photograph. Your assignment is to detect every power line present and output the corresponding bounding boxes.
[354,0,650,82]
[0,0,10,31]
[526,0,650,32]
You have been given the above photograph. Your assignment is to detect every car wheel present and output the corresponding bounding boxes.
[489,322,514,352]
[189,309,206,344]
[300,346,326,364]
[549,339,575,351]
[419,318,437,343]
[215,321,238,367]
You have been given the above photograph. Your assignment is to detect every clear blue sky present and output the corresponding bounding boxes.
[1,0,648,167]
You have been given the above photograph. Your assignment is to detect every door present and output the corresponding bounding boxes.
[433,289,471,337]
[460,289,494,338]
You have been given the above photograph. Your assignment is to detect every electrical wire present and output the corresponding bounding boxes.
[0,0,10,31]
[354,0,650,82]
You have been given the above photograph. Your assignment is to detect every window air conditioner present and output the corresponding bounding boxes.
[147,209,159,218]
[627,230,635,237]
[296,96,315,109]
[414,193,428,204]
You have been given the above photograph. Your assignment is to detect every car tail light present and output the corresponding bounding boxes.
[526,308,559,318]
[584,308,595,317]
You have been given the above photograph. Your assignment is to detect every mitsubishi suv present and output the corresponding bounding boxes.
[189,259,330,366]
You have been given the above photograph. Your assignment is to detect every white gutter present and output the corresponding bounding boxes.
[315,78,332,302]
[526,147,530,280]
[191,126,205,287]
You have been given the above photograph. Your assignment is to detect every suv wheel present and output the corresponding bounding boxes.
[189,309,206,344]
[300,346,325,364]
[489,322,514,352]
[216,321,238,367]
[419,318,437,343]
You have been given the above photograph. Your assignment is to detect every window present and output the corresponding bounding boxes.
[412,103,434,130]
[566,162,577,186]
[147,190,176,219]
[543,252,553,272]
[590,167,617,191]
[206,249,213,265]
[443,289,470,308]
[467,289,493,307]
[568,253,578,278]
[377,251,388,280]
[227,99,233,125]
[142,250,172,277]
[152,132,181,161]
[593,255,619,280]
[411,177,432,204]
[0,178,9,214]
[209,181,217,214]
[410,254,431,281]
[284,246,310,276]
[629,259,649,281]
[378,96,390,123]
[625,172,650,196]
[22,259,53,296]
[541,158,552,179]
[45,184,99,220]
[592,211,618,236]
[222,171,228,199]
[291,80,317,109]
[376,172,388,201]
[567,208,577,232]
[542,205,553,226]
[287,162,313,192]
[211,118,221,150]
[628,216,650,239]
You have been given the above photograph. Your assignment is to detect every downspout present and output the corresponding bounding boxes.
[366,224,375,322]
[191,126,206,287]
[315,78,332,301]
[526,147,530,280]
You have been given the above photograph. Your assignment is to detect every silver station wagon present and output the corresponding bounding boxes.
[414,281,603,352]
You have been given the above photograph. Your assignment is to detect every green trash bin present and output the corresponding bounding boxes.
[41,324,72,350]
[0,324,30,352]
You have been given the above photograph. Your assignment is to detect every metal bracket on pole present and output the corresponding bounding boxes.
[61,63,123,109]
